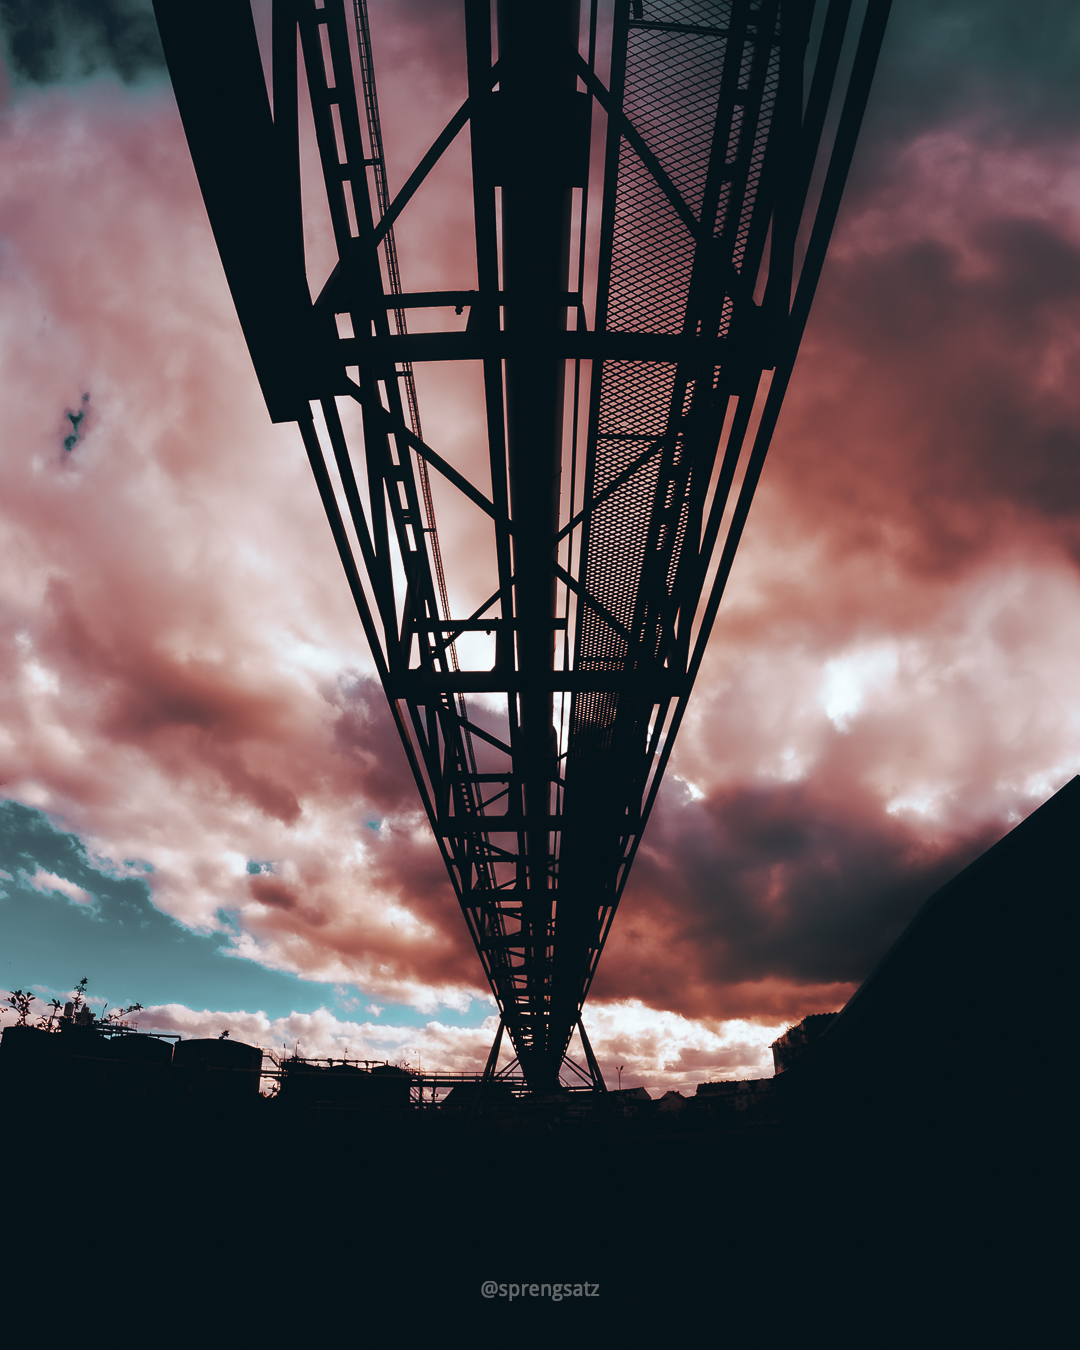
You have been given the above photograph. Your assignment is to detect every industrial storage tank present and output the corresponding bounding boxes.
[276,1060,411,1113]
[172,1038,263,1102]
[79,1032,174,1100]
[104,1034,174,1063]
[0,1024,66,1089]
[369,1064,410,1109]
[0,1024,175,1101]
[277,1061,374,1109]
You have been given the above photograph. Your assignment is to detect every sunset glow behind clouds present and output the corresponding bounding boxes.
[1,1,1078,1088]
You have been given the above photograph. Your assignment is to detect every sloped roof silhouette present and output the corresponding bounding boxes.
[787,775,1078,1124]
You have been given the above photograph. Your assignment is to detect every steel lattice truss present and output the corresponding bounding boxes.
[154,0,891,1090]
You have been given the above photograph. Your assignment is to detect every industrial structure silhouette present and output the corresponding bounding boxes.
[150,0,892,1092]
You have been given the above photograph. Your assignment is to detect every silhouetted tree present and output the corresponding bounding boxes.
[5,990,36,1026]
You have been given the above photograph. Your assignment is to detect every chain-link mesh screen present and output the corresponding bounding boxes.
[569,0,790,771]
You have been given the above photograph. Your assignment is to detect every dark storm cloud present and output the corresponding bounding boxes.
[0,0,164,86]
[863,0,1080,152]
[331,674,427,817]
[782,213,1080,583]
[596,766,1001,1020]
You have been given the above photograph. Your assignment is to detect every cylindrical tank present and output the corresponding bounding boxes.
[369,1064,411,1109]
[275,1060,411,1112]
[277,1061,373,1109]
[0,1025,174,1102]
[104,1034,174,1065]
[0,1025,66,1086]
[75,1032,174,1098]
[172,1038,263,1101]
[1,1023,61,1058]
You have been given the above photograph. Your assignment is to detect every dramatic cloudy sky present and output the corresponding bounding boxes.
[1,0,1078,1092]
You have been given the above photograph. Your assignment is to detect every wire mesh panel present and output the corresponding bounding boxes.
[568,0,795,813]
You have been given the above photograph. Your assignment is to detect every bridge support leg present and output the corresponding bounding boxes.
[577,1017,607,1091]
[481,1016,505,1083]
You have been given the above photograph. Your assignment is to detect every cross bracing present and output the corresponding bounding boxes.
[153,0,891,1091]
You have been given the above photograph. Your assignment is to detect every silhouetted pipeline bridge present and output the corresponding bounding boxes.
[152,0,891,1092]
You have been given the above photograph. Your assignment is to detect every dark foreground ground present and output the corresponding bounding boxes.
[0,1089,1060,1345]
[5,777,1072,1342]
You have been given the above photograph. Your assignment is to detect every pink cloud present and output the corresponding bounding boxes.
[0,43,1077,1067]
[22,866,94,906]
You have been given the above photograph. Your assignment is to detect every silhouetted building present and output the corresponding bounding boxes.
[695,1078,780,1124]
[781,774,1079,1143]
[607,1087,653,1118]
[656,1090,686,1115]
[770,1013,838,1074]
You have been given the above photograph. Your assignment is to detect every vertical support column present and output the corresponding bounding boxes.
[497,0,581,1090]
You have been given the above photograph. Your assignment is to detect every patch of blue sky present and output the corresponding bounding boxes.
[357,999,496,1029]
[0,801,396,1022]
